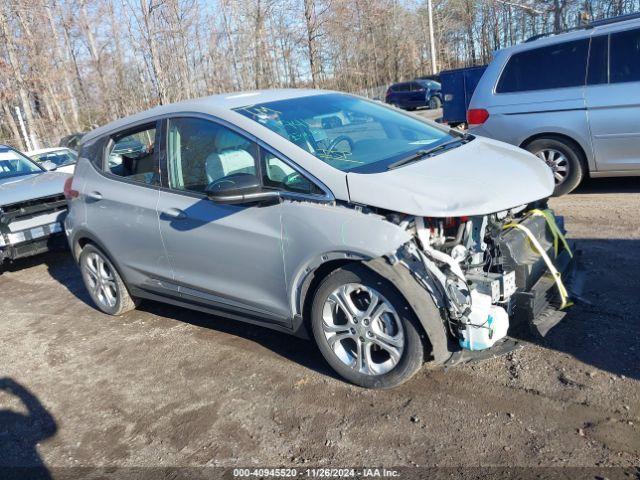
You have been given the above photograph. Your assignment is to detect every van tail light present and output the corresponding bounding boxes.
[467,108,490,126]
[63,176,79,199]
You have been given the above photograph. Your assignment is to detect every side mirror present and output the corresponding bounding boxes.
[205,173,280,205]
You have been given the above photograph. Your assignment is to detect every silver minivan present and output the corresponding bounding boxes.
[468,14,640,195]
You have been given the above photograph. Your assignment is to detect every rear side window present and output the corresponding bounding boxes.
[497,39,589,93]
[610,28,640,84]
[106,124,159,185]
[587,35,609,85]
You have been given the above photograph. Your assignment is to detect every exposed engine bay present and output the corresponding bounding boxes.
[384,201,574,352]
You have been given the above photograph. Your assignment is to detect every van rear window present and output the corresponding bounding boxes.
[497,39,589,93]
[610,28,640,84]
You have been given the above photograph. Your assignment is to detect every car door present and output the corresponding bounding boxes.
[83,121,174,292]
[157,115,291,325]
[395,83,411,108]
[585,27,640,172]
[408,82,426,107]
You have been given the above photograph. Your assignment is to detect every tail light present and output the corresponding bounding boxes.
[63,176,78,199]
[385,88,392,99]
[467,108,490,126]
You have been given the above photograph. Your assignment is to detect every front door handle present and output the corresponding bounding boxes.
[87,191,102,201]
[161,208,187,220]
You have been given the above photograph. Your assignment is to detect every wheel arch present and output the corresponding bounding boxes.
[294,253,453,364]
[293,254,363,338]
[71,230,130,285]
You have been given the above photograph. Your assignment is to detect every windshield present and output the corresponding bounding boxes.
[32,149,77,167]
[234,93,453,173]
[419,80,441,89]
[0,147,43,179]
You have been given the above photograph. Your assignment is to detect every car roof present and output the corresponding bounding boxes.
[82,88,334,143]
[497,16,640,55]
[26,147,70,156]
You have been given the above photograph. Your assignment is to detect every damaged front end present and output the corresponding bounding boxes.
[0,194,68,265]
[375,203,581,362]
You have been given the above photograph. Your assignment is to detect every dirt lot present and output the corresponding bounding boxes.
[0,178,639,476]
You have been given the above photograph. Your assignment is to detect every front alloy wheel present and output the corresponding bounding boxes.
[321,284,404,376]
[311,265,425,388]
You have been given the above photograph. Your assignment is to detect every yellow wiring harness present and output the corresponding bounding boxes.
[503,209,573,309]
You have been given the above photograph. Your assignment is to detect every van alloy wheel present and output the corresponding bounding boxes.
[535,148,569,185]
[321,283,404,376]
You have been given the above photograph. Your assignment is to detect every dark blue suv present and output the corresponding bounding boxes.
[385,80,442,110]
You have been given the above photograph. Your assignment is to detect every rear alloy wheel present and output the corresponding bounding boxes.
[79,244,138,316]
[311,265,425,388]
[525,137,585,196]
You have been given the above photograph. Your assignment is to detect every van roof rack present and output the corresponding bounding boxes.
[525,12,640,42]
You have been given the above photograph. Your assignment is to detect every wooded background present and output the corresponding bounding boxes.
[1,0,638,150]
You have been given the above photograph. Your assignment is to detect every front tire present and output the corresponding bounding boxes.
[524,137,585,196]
[311,265,425,388]
[79,244,138,316]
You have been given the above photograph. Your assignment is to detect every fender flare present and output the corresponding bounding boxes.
[364,256,453,364]
[69,229,129,283]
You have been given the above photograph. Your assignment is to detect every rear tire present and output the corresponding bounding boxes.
[79,244,138,316]
[311,265,425,388]
[524,137,585,196]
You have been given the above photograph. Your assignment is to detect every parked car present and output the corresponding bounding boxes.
[0,145,70,266]
[27,147,78,174]
[59,132,85,152]
[66,89,578,388]
[385,80,442,110]
[468,13,640,195]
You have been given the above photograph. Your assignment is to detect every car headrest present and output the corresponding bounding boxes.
[215,129,250,152]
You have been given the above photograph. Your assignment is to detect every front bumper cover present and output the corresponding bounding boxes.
[0,195,68,264]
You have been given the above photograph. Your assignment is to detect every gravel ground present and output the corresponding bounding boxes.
[0,177,638,476]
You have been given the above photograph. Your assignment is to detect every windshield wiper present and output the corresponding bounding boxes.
[387,136,472,170]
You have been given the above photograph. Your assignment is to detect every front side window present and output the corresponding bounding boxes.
[610,28,640,84]
[234,93,452,173]
[0,147,42,179]
[166,117,320,196]
[107,125,158,185]
[262,152,323,195]
[497,39,589,93]
[167,118,258,194]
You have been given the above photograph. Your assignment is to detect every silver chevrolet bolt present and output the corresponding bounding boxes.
[65,89,576,388]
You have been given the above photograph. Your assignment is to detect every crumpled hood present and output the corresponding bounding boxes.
[346,136,554,217]
[0,171,70,206]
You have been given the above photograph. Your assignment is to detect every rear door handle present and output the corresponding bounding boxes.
[162,208,187,220]
[87,191,102,201]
